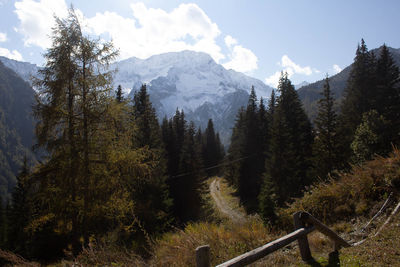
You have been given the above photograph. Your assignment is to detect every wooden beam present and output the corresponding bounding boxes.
[293,212,313,261]
[299,212,351,249]
[196,245,211,267]
[216,226,315,267]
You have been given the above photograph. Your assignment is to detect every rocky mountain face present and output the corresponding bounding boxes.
[0,56,38,85]
[112,50,273,144]
[298,46,400,121]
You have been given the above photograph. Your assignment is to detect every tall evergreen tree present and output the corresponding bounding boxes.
[115,84,123,103]
[129,84,172,242]
[202,119,223,176]
[339,39,377,161]
[132,84,163,148]
[313,76,341,178]
[374,44,400,145]
[260,73,313,212]
[225,107,246,187]
[177,122,203,222]
[7,157,30,254]
[225,87,268,212]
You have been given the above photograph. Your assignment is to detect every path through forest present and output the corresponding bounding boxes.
[209,178,246,223]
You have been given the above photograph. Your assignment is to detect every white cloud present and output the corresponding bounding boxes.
[13,1,259,74]
[333,64,342,74]
[224,35,237,48]
[0,47,23,61]
[265,55,317,88]
[265,71,282,88]
[313,68,321,74]
[14,0,68,49]
[281,55,312,75]
[223,44,258,73]
[85,3,225,62]
[0,32,7,42]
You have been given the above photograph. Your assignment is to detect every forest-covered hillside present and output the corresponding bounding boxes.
[0,61,36,200]
[298,46,400,121]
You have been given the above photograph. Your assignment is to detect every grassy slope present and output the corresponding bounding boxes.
[150,150,400,266]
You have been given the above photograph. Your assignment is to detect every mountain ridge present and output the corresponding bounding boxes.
[298,46,400,120]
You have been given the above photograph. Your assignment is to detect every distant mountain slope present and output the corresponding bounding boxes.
[0,61,36,199]
[0,56,39,85]
[298,46,400,121]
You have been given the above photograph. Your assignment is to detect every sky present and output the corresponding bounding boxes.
[0,0,399,88]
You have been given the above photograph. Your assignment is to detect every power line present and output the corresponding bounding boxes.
[168,153,259,180]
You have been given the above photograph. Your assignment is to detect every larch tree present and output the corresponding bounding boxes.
[30,8,145,254]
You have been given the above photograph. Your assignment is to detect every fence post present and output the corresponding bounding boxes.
[196,245,210,267]
[293,212,313,261]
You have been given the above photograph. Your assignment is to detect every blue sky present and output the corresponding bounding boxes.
[0,0,399,87]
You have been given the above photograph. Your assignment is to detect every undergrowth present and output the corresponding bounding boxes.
[279,149,400,229]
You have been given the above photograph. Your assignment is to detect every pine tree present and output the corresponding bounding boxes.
[374,44,400,145]
[129,83,172,238]
[177,122,203,222]
[132,84,163,149]
[313,76,340,178]
[339,39,377,155]
[225,87,267,212]
[7,157,30,254]
[261,73,313,209]
[115,84,123,103]
[202,119,221,176]
[225,107,246,187]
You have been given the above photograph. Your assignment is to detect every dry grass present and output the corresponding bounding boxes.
[340,214,400,266]
[279,149,400,229]
[0,249,39,267]
[150,217,276,266]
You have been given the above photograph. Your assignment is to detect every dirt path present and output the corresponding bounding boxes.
[210,178,246,223]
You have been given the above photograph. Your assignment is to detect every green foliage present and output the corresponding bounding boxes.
[351,110,390,163]
[261,73,314,208]
[162,111,205,224]
[374,44,400,145]
[225,87,269,213]
[115,84,123,103]
[129,83,172,245]
[202,119,224,177]
[313,76,342,178]
[6,157,30,254]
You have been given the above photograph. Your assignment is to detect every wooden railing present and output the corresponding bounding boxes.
[196,211,351,267]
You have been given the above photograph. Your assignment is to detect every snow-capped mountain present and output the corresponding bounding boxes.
[1,51,273,145]
[113,50,273,144]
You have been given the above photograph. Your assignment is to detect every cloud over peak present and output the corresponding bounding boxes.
[265,55,319,88]
[13,1,258,74]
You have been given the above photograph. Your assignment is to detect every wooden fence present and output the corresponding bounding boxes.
[196,211,351,267]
